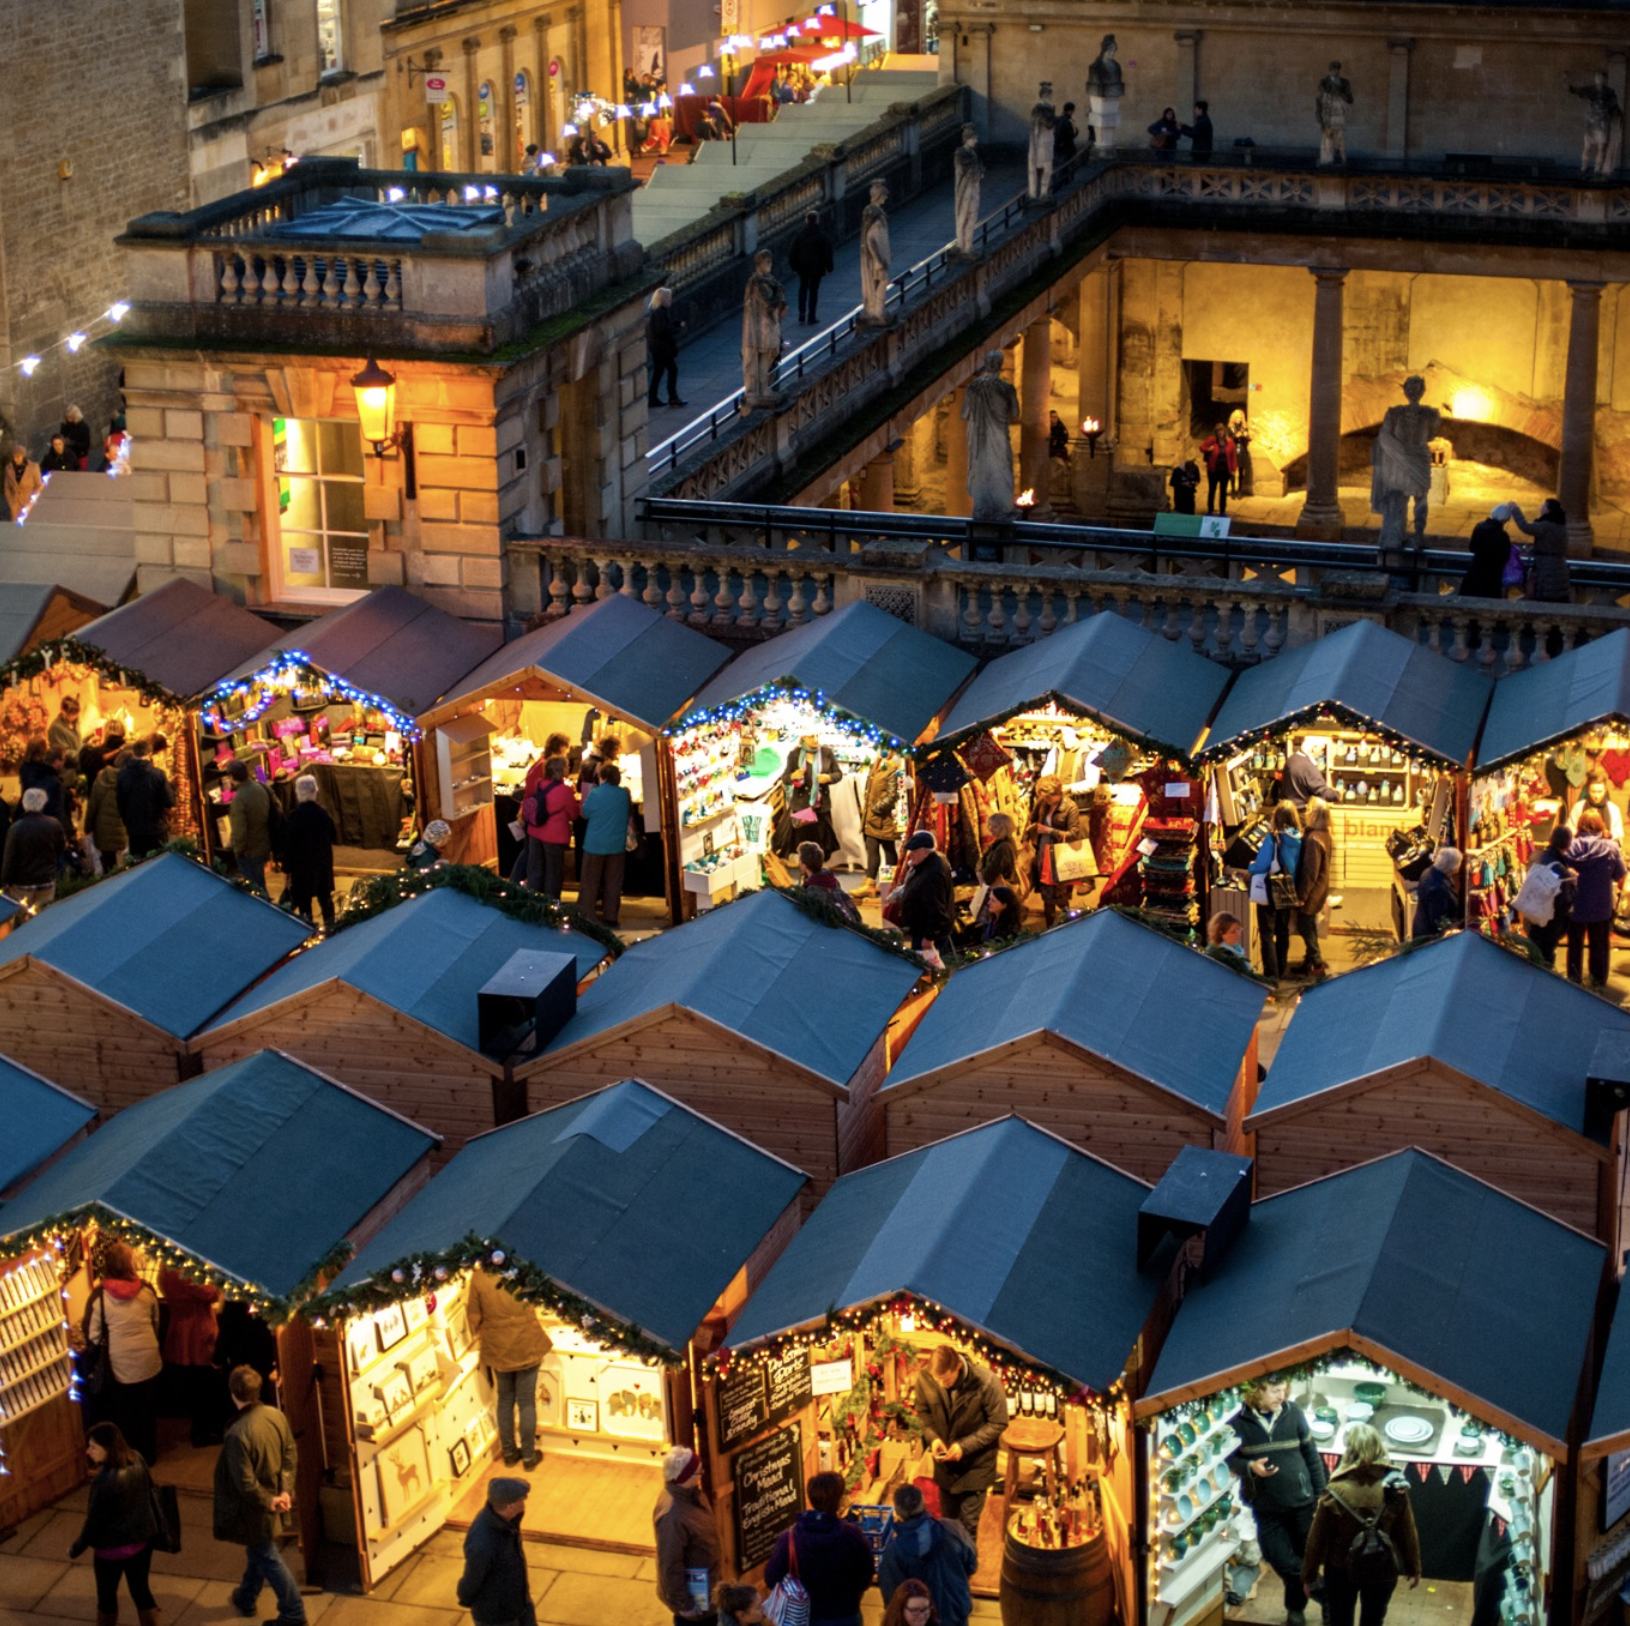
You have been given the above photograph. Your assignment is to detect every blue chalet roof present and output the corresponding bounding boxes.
[1199,620,1490,767]
[1587,1278,1630,1451]
[1143,1151,1603,1451]
[203,888,608,1054]
[0,1058,96,1193]
[886,911,1264,1116]
[77,578,276,701]
[0,1051,435,1299]
[681,601,977,745]
[540,889,921,1089]
[1478,627,1630,771]
[435,594,731,731]
[335,1080,807,1352]
[1253,930,1627,1139]
[937,612,1228,758]
[727,1117,1157,1388]
[0,854,310,1038]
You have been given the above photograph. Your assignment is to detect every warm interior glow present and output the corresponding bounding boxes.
[1016,488,1036,506]
[350,354,398,451]
[1450,386,1495,423]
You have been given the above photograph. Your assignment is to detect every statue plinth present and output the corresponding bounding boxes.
[1088,94,1122,151]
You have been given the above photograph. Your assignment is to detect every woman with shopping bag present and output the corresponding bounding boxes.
[1247,803,1303,981]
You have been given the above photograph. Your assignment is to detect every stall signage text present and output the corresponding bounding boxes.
[734,1424,805,1570]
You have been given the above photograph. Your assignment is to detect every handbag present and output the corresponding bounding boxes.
[149,1481,182,1555]
[80,1288,111,1398]
[1502,542,1527,590]
[1267,838,1301,911]
[1053,838,1099,884]
[763,1530,811,1626]
[791,807,818,825]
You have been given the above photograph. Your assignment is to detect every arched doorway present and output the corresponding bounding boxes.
[478,80,495,164]
[514,70,533,164]
[438,97,460,171]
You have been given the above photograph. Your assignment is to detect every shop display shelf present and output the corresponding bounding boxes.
[0,1282,59,1323]
[1155,1407,1239,1471]
[0,1339,71,1392]
[1156,1480,1235,1539]
[0,1370,71,1429]
[1155,1529,1239,1611]
[356,1386,441,1449]
[0,1317,67,1361]
[349,1326,436,1388]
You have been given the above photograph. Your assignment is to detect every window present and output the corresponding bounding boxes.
[251,0,271,59]
[271,418,369,601]
[478,81,495,161]
[515,71,533,163]
[439,98,460,170]
[316,0,343,74]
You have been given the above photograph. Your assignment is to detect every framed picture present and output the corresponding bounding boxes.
[378,1370,414,1422]
[348,1321,379,1374]
[633,25,666,81]
[446,1303,475,1360]
[567,1397,599,1433]
[377,1426,431,1526]
[403,1298,428,1333]
[375,1303,409,1353]
[449,1438,473,1478]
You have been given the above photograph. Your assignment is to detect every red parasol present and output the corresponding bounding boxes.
[794,13,878,37]
[752,44,831,64]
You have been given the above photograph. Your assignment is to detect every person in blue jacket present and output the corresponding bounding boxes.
[878,1483,976,1626]
[1247,802,1303,981]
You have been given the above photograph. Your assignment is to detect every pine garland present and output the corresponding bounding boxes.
[766,882,936,973]
[0,637,187,708]
[1112,905,1274,986]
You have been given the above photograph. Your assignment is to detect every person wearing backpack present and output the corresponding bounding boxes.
[1518,825,1575,969]
[1303,1423,1421,1626]
[877,1483,976,1626]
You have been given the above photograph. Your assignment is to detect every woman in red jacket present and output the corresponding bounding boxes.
[1200,424,1237,516]
[523,755,579,897]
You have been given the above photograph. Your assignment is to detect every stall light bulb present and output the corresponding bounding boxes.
[562,122,579,136]
[657,93,672,109]
[697,65,715,78]
[387,186,406,201]
[19,356,40,376]
[539,151,557,166]
[641,101,657,115]
[678,82,695,96]
[463,184,483,200]
[66,332,88,353]
[106,302,130,323]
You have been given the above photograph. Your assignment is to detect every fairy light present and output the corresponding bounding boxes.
[19,357,40,377]
[107,303,130,323]
[668,683,905,753]
[198,651,424,742]
[65,333,88,354]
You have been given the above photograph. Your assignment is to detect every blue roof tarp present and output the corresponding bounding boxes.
[203,888,609,1054]
[727,1117,1157,1387]
[541,889,921,1089]
[0,854,311,1038]
[1587,1281,1630,1450]
[937,613,1229,758]
[435,595,732,732]
[1253,930,1628,1139]
[1477,628,1630,772]
[0,1051,436,1298]
[0,1059,95,1193]
[334,1080,807,1351]
[680,601,977,745]
[1142,1150,1603,1450]
[1199,620,1490,767]
[887,911,1264,1116]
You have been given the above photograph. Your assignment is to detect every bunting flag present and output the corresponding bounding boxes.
[1436,1464,1455,1485]
[1460,1465,1478,1484]
[1493,1517,1508,1540]
[1414,1462,1432,1482]
[1322,1453,1340,1474]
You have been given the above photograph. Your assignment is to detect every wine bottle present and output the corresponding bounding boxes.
[1044,1390,1058,1420]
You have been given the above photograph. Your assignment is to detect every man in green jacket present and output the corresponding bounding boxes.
[215,1366,305,1625]
[226,760,274,897]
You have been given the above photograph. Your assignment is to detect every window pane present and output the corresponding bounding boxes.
[315,418,364,477]
[317,0,342,72]
[282,474,323,533]
[277,416,319,475]
[323,478,367,535]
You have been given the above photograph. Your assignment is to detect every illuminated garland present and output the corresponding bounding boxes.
[710,1293,1122,1409]
[0,637,190,710]
[830,1325,928,1490]
[669,682,907,753]
[924,692,1194,764]
[334,862,626,959]
[199,652,425,743]
[304,1235,681,1366]
[0,1204,352,1326]
[1195,705,1458,772]
[2,301,131,384]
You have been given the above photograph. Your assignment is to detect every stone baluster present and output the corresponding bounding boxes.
[1449,616,1470,663]
[595,560,618,601]
[812,577,833,616]
[1263,605,1286,660]
[784,573,807,625]
[688,570,711,626]
[712,570,736,626]
[572,560,596,609]
[665,572,688,620]
[1534,621,1557,661]
[343,256,363,306]
[1477,619,1500,677]
[1239,601,1261,664]
[761,574,783,631]
[547,559,573,615]
[1161,592,1184,643]
[1503,615,1527,672]
[643,570,666,614]
[1188,599,1208,655]
[1210,598,1235,662]
[1423,613,1445,657]
[736,571,761,627]
[1012,587,1032,644]
[219,254,241,303]
[986,582,1008,644]
[1037,587,1057,638]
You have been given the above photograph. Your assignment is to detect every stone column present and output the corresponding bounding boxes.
[1297,266,1348,537]
[1385,39,1412,161]
[895,426,922,508]
[500,26,519,170]
[1020,316,1053,507]
[1560,280,1603,556]
[857,452,895,511]
[461,37,482,172]
[1174,32,1200,126]
[945,388,970,517]
[533,19,554,153]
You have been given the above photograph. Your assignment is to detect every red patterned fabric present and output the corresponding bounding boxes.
[957,732,1013,784]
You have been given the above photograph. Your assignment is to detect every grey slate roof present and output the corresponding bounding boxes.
[1477,626,1630,771]
[0,1058,96,1193]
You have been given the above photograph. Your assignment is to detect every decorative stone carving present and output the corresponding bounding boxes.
[962,350,1021,521]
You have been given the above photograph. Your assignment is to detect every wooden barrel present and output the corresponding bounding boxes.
[999,1524,1119,1626]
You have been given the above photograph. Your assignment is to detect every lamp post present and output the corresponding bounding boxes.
[351,353,415,491]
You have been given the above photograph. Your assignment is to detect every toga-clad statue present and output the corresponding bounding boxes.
[1565,68,1624,175]
[962,350,1021,521]
[1371,375,1442,549]
[1028,83,1057,202]
[1316,61,1353,166]
[858,179,893,327]
[1087,34,1123,98]
[952,124,983,258]
[741,249,787,409]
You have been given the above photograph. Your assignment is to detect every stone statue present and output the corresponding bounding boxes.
[1565,69,1624,175]
[1028,83,1057,202]
[962,350,1021,521]
[741,249,787,409]
[1316,61,1353,166]
[1086,35,1124,153]
[952,124,983,258]
[858,179,892,327]
[1371,375,1442,549]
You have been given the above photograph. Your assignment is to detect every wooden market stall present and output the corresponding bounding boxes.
[197,586,498,861]
[303,1078,807,1590]
[923,612,1230,930]
[718,1115,1169,1605]
[0,852,311,1111]
[1196,619,1490,946]
[0,1055,96,1197]
[0,583,104,664]
[520,887,927,1199]
[1574,1277,1630,1625]
[193,884,617,1156]
[1471,628,1630,938]
[669,601,976,907]
[1248,928,1630,1246]
[0,1048,437,1563]
[417,594,732,913]
[1138,1149,1605,1626]
[883,909,1266,1179]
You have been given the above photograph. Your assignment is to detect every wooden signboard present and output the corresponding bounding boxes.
[716,1362,768,1455]
[733,1423,805,1570]
[764,1346,813,1424]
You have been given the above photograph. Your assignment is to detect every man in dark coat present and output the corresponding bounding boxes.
[892,830,957,961]
[646,287,685,408]
[458,1479,537,1626]
[281,774,338,931]
[1180,100,1214,158]
[1229,1377,1326,1626]
[913,1344,1009,1553]
[2,787,66,907]
[788,211,836,324]
[1282,735,1335,809]
[116,740,176,856]
[215,1366,306,1625]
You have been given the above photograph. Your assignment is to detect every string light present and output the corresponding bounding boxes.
[2,301,134,382]
[199,651,425,742]
[65,333,88,354]
[19,358,40,377]
[669,682,905,753]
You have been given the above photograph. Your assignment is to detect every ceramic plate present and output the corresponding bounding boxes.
[1311,1420,1337,1440]
[1385,1415,1433,1445]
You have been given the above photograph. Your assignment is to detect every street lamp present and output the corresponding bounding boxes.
[351,353,399,454]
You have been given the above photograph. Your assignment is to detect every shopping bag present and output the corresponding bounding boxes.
[149,1482,182,1554]
[1052,839,1099,883]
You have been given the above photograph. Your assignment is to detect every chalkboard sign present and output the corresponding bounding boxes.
[764,1346,814,1425]
[1605,1450,1630,1531]
[717,1363,768,1454]
[734,1424,805,1570]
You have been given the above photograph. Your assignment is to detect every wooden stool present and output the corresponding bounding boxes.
[1000,1417,1066,1524]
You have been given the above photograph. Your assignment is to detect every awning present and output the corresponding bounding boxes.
[1252,929,1628,1139]
[541,888,922,1089]
[1140,1150,1603,1453]
[726,1116,1158,1390]
[0,584,104,667]
[0,1050,436,1307]
[0,853,311,1039]
[935,612,1228,759]
[679,601,977,745]
[327,1080,807,1354]
[886,910,1264,1117]
[429,595,731,732]
[1198,620,1490,768]
[1477,627,1630,772]
[0,1058,95,1193]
